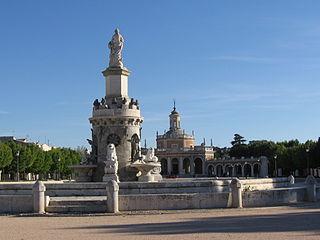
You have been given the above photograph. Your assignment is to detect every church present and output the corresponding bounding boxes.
[155,105,269,178]
[156,105,215,177]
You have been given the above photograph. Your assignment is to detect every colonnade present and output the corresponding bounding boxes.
[160,157,204,176]
[207,163,262,177]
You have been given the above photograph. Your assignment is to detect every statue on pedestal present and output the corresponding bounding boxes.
[103,143,119,182]
[108,28,124,68]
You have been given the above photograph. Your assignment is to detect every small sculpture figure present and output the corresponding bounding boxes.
[103,143,119,182]
[144,148,158,163]
[80,149,91,165]
[108,28,124,68]
[131,134,141,161]
[93,99,100,109]
[104,143,118,174]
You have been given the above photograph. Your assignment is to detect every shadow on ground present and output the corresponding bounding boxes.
[64,210,320,235]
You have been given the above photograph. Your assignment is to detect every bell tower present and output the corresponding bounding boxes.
[169,101,181,131]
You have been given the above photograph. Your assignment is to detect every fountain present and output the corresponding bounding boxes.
[131,148,162,182]
[70,29,162,183]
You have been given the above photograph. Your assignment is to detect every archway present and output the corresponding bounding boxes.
[183,158,190,174]
[235,164,242,177]
[160,158,168,175]
[194,158,203,174]
[216,165,223,177]
[172,158,179,175]
[208,165,214,176]
[253,164,261,177]
[244,164,252,177]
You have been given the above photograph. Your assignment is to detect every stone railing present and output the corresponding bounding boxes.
[0,176,319,213]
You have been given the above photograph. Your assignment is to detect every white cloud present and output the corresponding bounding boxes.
[0,110,9,114]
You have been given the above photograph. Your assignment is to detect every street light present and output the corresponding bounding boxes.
[16,151,20,182]
[274,155,277,177]
[58,157,61,181]
[306,148,310,176]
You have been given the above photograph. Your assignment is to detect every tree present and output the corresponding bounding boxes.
[230,134,248,158]
[231,134,246,146]
[0,143,13,169]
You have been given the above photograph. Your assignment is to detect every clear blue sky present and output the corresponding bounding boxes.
[1,0,320,149]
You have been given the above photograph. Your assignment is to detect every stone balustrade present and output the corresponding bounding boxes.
[0,176,319,213]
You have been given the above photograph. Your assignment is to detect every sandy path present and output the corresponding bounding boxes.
[1,203,320,240]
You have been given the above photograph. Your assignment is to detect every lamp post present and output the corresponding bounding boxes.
[274,155,277,177]
[306,148,310,176]
[16,151,20,182]
[58,157,61,180]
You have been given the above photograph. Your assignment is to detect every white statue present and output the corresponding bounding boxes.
[108,28,124,68]
[104,143,118,174]
[144,148,158,163]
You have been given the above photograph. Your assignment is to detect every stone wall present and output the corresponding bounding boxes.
[0,183,33,213]
[243,187,306,207]
[120,192,231,211]
[0,178,319,213]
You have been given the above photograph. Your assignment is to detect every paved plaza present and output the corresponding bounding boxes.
[1,202,319,240]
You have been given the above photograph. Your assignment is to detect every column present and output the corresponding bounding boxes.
[250,164,254,177]
[178,157,184,175]
[167,158,172,175]
[202,158,206,175]
[232,166,236,177]
[241,165,245,177]
[190,157,195,175]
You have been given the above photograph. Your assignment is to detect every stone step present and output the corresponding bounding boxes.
[46,204,106,213]
[49,196,107,206]
[46,196,107,213]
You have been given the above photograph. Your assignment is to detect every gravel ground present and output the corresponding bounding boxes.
[1,202,320,240]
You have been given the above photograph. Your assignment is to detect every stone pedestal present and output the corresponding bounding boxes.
[106,180,119,213]
[305,175,317,202]
[32,181,46,214]
[230,178,243,208]
[103,67,130,98]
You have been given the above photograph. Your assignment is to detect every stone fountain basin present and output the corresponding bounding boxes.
[131,162,161,182]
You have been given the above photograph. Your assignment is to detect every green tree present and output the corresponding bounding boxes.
[0,142,13,169]
[231,134,246,146]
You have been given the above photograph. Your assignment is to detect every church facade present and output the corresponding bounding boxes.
[156,106,215,177]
